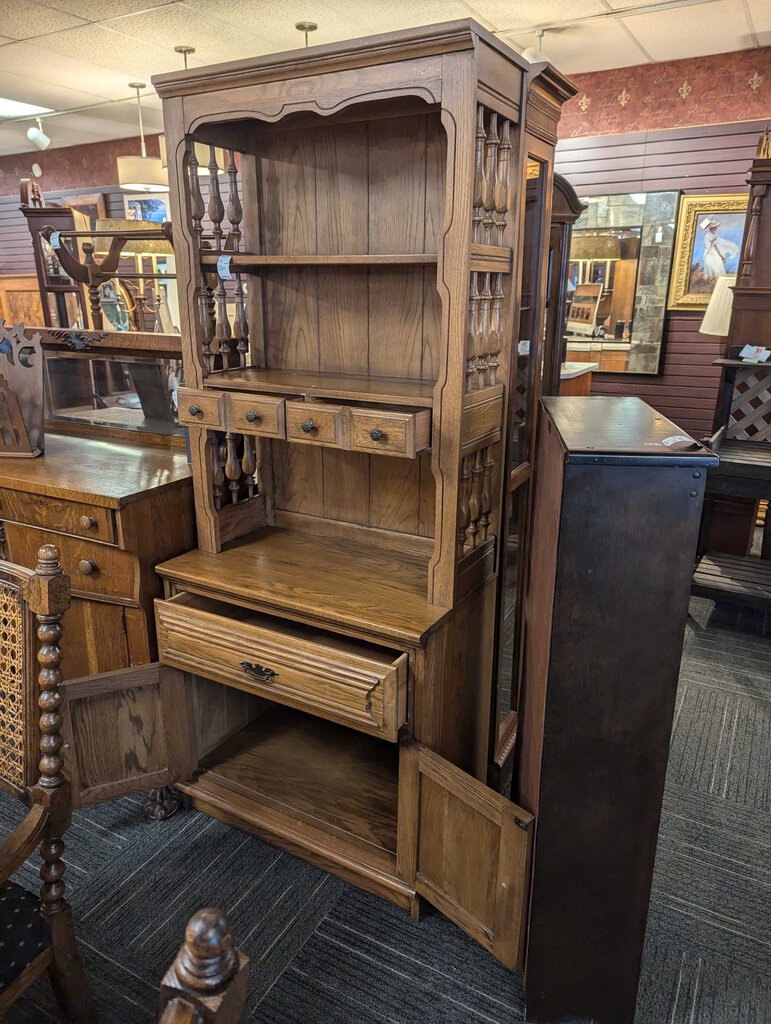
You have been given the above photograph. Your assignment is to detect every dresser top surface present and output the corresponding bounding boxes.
[0,435,192,507]
[543,396,719,466]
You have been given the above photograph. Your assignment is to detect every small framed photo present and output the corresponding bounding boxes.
[667,194,748,310]
[124,195,169,223]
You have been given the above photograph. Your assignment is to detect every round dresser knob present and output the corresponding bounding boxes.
[188,404,202,416]
[301,420,316,433]
[79,515,97,529]
[369,428,385,442]
[78,559,97,576]
[245,410,261,423]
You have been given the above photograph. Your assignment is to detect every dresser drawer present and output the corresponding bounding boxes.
[350,407,431,458]
[285,401,349,448]
[0,488,116,543]
[4,523,138,605]
[178,387,223,428]
[226,394,286,438]
[156,592,407,741]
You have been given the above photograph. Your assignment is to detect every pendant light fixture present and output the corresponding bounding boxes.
[117,82,168,193]
[158,47,224,177]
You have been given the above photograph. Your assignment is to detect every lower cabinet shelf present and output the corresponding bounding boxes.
[179,705,411,908]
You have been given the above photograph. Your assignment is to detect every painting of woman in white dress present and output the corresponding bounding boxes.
[668,194,748,310]
[688,211,745,293]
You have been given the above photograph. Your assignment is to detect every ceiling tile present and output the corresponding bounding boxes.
[620,0,755,59]
[42,0,175,19]
[0,70,108,111]
[8,0,86,39]
[0,40,149,100]
[465,1,607,32]
[34,23,184,79]
[501,18,649,73]
[326,0,473,35]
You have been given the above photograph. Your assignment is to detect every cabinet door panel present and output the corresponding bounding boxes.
[61,663,196,808]
[398,742,533,969]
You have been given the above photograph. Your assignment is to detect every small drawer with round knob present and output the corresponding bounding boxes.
[226,394,286,438]
[285,401,348,448]
[0,488,116,543]
[350,406,431,459]
[177,387,224,429]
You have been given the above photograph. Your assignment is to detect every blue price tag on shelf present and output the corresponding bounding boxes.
[49,231,61,249]
[217,254,233,280]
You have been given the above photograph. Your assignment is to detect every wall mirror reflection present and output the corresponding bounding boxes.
[563,191,678,374]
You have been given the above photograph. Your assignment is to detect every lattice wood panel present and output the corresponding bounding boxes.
[0,577,26,790]
[728,368,771,442]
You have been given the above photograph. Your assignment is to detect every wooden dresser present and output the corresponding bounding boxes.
[0,434,194,678]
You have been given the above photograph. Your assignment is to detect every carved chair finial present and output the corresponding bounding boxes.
[174,908,238,994]
[36,543,62,578]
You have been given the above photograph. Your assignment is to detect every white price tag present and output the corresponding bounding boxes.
[49,230,61,249]
[518,339,530,356]
[216,254,233,280]
[661,434,692,447]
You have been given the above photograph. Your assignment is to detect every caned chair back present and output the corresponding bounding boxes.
[0,560,38,797]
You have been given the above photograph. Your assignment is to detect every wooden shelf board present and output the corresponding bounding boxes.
[201,252,436,267]
[156,526,447,647]
[194,705,399,857]
[204,367,435,407]
[692,552,771,609]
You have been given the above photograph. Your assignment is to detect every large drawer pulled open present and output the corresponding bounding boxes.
[155,592,408,740]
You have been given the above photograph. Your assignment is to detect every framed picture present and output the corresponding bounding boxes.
[124,195,169,223]
[668,194,748,310]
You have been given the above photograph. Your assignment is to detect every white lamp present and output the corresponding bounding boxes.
[117,82,168,193]
[26,118,50,151]
[699,275,736,336]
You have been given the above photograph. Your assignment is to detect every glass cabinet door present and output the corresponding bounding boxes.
[492,154,550,787]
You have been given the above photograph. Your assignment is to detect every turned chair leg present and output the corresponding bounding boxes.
[46,904,97,1024]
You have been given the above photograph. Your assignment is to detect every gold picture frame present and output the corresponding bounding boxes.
[667,194,748,311]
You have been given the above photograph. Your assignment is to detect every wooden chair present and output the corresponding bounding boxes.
[159,907,249,1023]
[0,544,95,1021]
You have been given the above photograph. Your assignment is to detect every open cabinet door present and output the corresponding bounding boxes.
[61,663,196,808]
[398,743,533,970]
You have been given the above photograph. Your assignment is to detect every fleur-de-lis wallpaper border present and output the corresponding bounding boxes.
[560,46,770,138]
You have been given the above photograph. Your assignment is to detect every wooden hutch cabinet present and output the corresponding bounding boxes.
[49,22,714,1024]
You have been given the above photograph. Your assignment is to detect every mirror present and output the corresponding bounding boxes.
[564,191,678,374]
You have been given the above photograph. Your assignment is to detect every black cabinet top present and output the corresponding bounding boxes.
[542,396,719,467]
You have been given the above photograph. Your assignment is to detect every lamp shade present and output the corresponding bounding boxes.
[116,155,169,193]
[699,275,736,336]
[94,219,173,257]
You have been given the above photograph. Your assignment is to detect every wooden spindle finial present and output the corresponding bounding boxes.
[472,104,487,243]
[495,119,512,245]
[174,908,238,994]
[208,146,225,251]
[483,112,499,243]
[35,542,62,577]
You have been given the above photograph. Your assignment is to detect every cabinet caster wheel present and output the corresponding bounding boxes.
[144,786,182,821]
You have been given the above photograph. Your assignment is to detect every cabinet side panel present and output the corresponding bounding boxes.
[524,460,707,1024]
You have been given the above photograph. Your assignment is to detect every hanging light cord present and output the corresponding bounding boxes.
[130,83,147,158]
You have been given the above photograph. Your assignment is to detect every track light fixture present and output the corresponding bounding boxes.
[26,118,51,151]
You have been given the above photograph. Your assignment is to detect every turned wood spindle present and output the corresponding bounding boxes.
[457,456,472,558]
[241,434,257,498]
[210,435,225,510]
[495,119,512,246]
[479,445,494,541]
[82,244,103,330]
[472,104,487,243]
[189,145,205,246]
[467,273,480,392]
[467,448,484,549]
[477,272,492,388]
[225,433,241,504]
[739,186,763,283]
[207,146,225,252]
[483,112,499,244]
[34,545,67,915]
[190,145,215,371]
[226,150,249,369]
[488,273,504,386]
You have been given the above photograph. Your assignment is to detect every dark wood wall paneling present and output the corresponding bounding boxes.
[555,119,764,438]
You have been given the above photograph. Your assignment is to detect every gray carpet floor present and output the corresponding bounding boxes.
[1,597,769,1023]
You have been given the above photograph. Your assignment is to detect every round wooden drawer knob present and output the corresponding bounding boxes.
[79,515,97,529]
[78,559,98,576]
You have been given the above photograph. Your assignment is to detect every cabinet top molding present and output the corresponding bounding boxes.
[152,19,569,100]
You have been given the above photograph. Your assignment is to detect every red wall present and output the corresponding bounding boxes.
[561,47,771,139]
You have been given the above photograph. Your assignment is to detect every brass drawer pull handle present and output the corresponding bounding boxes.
[301,420,316,433]
[78,559,97,576]
[79,515,97,529]
[369,428,386,441]
[241,661,278,682]
[188,404,202,416]
[245,410,261,423]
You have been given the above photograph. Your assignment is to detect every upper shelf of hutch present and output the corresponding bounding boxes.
[156,527,448,647]
[204,368,436,408]
[201,253,437,267]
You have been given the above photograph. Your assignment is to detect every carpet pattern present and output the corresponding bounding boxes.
[1,598,769,1023]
